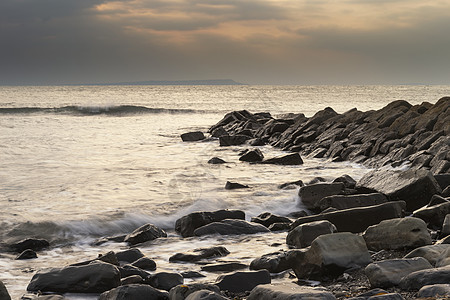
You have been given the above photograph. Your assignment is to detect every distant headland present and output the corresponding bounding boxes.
[83,79,245,86]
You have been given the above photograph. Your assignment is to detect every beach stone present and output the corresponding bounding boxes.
[27,262,120,293]
[70,251,119,267]
[317,193,388,211]
[299,182,345,210]
[181,271,206,278]
[0,281,11,300]
[367,293,404,300]
[435,247,450,267]
[247,282,336,300]
[215,270,271,293]
[268,222,291,231]
[417,284,450,298]
[333,174,357,189]
[184,290,227,300]
[119,265,151,279]
[434,173,450,190]
[121,275,143,285]
[412,200,450,229]
[224,181,249,189]
[278,179,304,189]
[292,232,372,279]
[124,223,167,245]
[194,219,270,236]
[129,257,156,270]
[444,186,450,197]
[99,284,169,300]
[239,148,264,162]
[201,262,247,272]
[290,201,405,233]
[362,217,431,251]
[349,288,390,299]
[169,246,230,262]
[181,131,205,142]
[169,283,220,300]
[116,248,145,264]
[219,135,250,146]
[16,249,38,260]
[365,257,432,288]
[250,250,306,273]
[146,272,183,291]
[207,157,226,164]
[21,295,66,300]
[10,238,49,253]
[286,220,337,248]
[404,244,450,266]
[442,214,450,237]
[355,169,442,212]
[175,209,245,237]
[251,212,291,228]
[261,153,303,165]
[399,265,450,291]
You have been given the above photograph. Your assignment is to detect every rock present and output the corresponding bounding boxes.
[366,293,404,299]
[193,219,270,236]
[27,262,120,293]
[146,272,183,291]
[201,262,247,272]
[181,271,206,278]
[181,131,205,142]
[239,149,264,162]
[169,283,221,300]
[268,222,291,231]
[287,220,337,248]
[175,210,246,237]
[0,281,11,300]
[299,182,346,210]
[333,175,357,189]
[124,223,167,245]
[417,284,450,298]
[207,157,226,164]
[9,238,49,253]
[404,244,450,266]
[260,153,303,165]
[185,290,228,300]
[121,275,144,285]
[317,193,388,211]
[169,246,230,262]
[99,284,169,300]
[249,250,306,273]
[131,257,156,271]
[444,186,450,198]
[224,181,249,190]
[278,179,304,189]
[219,135,251,146]
[119,265,151,279]
[250,212,291,228]
[247,283,336,300]
[21,295,66,300]
[116,248,145,264]
[349,288,390,299]
[292,232,372,279]
[355,169,442,212]
[16,249,38,260]
[399,265,450,291]
[215,270,271,293]
[362,217,431,251]
[434,173,450,190]
[94,235,126,245]
[412,200,450,229]
[442,214,450,237]
[290,201,405,233]
[365,257,432,288]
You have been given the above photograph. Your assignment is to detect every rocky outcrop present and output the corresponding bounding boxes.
[247,283,336,300]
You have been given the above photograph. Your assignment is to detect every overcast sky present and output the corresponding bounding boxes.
[1,0,450,85]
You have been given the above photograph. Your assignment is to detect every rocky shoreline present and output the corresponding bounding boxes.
[1,98,450,300]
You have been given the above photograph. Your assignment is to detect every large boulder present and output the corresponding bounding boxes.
[169,283,221,300]
[260,153,303,165]
[399,265,450,291]
[404,244,450,266]
[169,246,230,262]
[299,182,345,210]
[247,283,336,300]
[362,217,432,251]
[175,210,245,237]
[286,220,337,248]
[124,223,167,246]
[290,201,405,233]
[215,270,271,293]
[181,131,205,142]
[317,193,388,211]
[27,262,120,293]
[292,232,372,279]
[193,219,270,236]
[356,169,442,212]
[250,250,306,273]
[365,257,432,288]
[99,284,169,300]
[239,149,264,162]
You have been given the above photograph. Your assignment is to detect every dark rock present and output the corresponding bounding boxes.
[116,248,145,264]
[287,220,337,248]
[0,281,11,300]
[288,210,308,218]
[210,126,227,138]
[247,283,336,300]
[350,288,389,299]
[261,153,303,165]
[175,209,245,237]
[444,186,450,198]
[317,193,388,211]
[239,149,264,162]
[169,283,220,300]
[290,201,405,233]
[367,293,404,299]
[434,173,450,190]
[333,174,357,189]
[181,131,205,142]
[355,169,442,212]
[399,265,450,291]
[27,262,120,293]
[278,180,304,189]
[169,246,230,262]
[268,222,291,231]
[299,182,345,210]
[413,199,450,229]
[249,250,305,273]
[121,275,144,285]
[194,219,270,236]
[417,284,450,298]
[215,270,271,293]
[441,214,450,238]
[94,235,126,246]
[146,272,183,291]
[201,262,247,272]
[224,181,249,190]
[10,238,49,253]
[70,251,119,267]
[124,223,167,246]
[185,290,228,300]
[251,212,291,228]
[181,271,206,278]
[404,244,450,266]
[21,295,66,300]
[219,135,251,146]
[119,265,150,279]
[207,157,226,164]
[131,257,156,271]
[16,249,38,260]
[99,284,169,300]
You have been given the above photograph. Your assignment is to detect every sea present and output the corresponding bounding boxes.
[0,85,448,298]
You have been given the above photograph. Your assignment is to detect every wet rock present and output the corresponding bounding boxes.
[201,262,247,272]
[175,209,245,237]
[417,284,450,298]
[185,290,228,300]
[299,182,346,210]
[278,179,304,189]
[239,148,264,162]
[121,275,144,285]
[355,169,442,212]
[146,272,183,291]
[10,238,49,253]
[181,131,205,142]
[194,219,270,236]
[250,250,305,273]
[247,282,336,300]
[441,214,450,237]
[366,293,404,299]
[131,257,156,270]
[27,262,120,293]
[0,281,11,300]
[21,295,66,300]
[290,201,405,233]
[317,193,388,211]
[124,223,167,246]
[94,235,126,246]
[404,244,450,266]
[399,265,450,291]
[119,265,151,279]
[169,246,230,262]
[219,135,251,146]
[434,173,450,190]
[287,220,337,248]
[215,270,271,293]
[116,248,145,264]
[169,283,220,300]
[181,271,206,278]
[412,199,450,229]
[224,181,249,190]
[70,251,119,267]
[349,288,389,299]
[207,157,226,164]
[260,153,303,165]
[99,284,169,300]
[251,212,291,228]
[365,257,432,288]
[268,222,291,231]
[333,174,357,189]
[362,217,431,251]
[292,232,372,279]
[16,249,38,260]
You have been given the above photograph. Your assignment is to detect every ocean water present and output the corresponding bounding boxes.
[0,85,448,298]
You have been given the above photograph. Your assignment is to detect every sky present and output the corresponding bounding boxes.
[1,0,450,85]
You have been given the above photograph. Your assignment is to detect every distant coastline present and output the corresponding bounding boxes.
[82,79,245,86]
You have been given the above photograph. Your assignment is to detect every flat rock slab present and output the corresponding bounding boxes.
[247,283,336,300]
[299,182,345,210]
[317,193,388,211]
[215,270,271,293]
[194,219,270,236]
[99,284,169,300]
[399,265,450,291]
